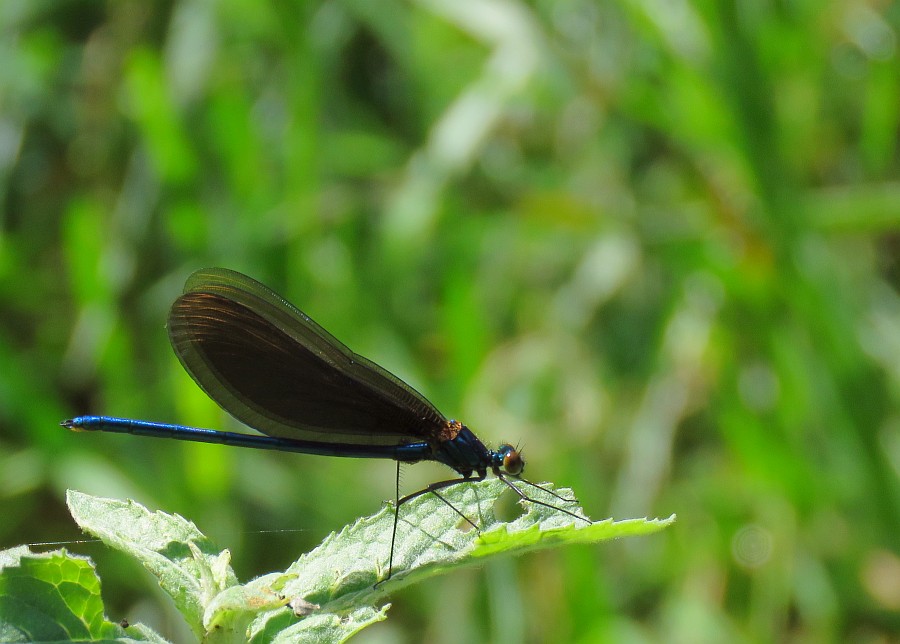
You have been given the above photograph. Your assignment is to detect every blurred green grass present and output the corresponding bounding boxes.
[2,0,900,641]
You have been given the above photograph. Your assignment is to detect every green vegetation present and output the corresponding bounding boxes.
[1,0,899,641]
[0,485,667,642]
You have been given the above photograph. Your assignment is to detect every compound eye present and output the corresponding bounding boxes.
[501,446,524,476]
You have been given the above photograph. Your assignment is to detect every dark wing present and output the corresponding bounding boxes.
[166,268,447,446]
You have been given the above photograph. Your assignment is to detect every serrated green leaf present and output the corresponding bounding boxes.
[471,515,677,557]
[0,546,127,642]
[66,479,673,643]
[66,490,238,638]
[247,478,673,636]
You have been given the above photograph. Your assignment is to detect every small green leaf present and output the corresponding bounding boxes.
[0,545,127,642]
[66,490,238,638]
[202,573,295,637]
[252,605,389,643]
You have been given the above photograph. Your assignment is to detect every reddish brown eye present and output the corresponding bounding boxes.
[503,448,524,476]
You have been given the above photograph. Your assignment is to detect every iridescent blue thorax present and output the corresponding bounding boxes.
[430,420,525,479]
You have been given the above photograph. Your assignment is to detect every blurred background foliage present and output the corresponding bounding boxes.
[2,0,900,641]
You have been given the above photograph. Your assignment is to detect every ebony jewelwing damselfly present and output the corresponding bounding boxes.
[63,268,590,583]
